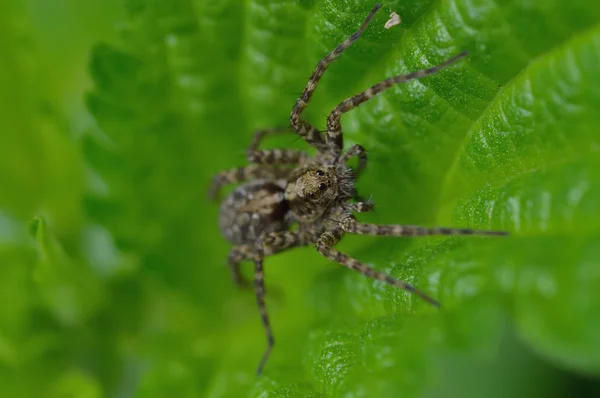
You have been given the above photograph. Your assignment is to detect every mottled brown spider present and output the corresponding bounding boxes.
[209,4,507,375]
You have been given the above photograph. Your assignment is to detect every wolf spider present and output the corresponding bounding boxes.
[209,4,507,375]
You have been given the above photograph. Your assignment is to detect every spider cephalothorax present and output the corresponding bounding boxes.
[286,164,354,222]
[209,4,508,375]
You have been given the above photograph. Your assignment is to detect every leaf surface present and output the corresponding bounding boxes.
[81,0,600,396]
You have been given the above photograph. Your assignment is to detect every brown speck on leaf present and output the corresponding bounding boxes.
[384,11,401,29]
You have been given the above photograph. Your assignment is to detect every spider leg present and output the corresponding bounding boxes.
[340,143,369,201]
[227,245,253,286]
[251,230,313,375]
[248,149,309,165]
[248,127,292,152]
[249,125,326,152]
[247,127,311,165]
[227,237,307,290]
[208,165,291,200]
[326,51,469,154]
[290,4,383,152]
[345,201,375,213]
[340,217,509,237]
[315,228,440,306]
[341,144,368,180]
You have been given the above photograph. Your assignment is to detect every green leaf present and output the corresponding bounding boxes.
[0,0,85,237]
[80,0,600,396]
[30,216,105,326]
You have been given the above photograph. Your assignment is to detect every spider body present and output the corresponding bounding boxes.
[209,4,508,375]
[286,163,355,222]
[219,179,290,245]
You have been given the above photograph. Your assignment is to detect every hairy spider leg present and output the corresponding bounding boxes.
[326,51,469,154]
[344,200,375,213]
[315,227,441,307]
[248,127,291,151]
[339,217,509,237]
[247,127,310,165]
[248,149,309,165]
[227,245,254,286]
[290,4,383,152]
[254,230,315,375]
[340,144,368,180]
[228,230,314,375]
[208,165,292,200]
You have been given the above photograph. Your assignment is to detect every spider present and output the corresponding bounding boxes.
[209,4,508,375]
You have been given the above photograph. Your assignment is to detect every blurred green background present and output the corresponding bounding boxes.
[1,0,600,397]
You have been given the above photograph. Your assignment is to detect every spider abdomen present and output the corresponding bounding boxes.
[219,179,291,245]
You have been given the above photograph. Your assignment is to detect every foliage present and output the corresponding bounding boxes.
[1,0,600,397]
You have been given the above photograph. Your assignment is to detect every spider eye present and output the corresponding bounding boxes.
[308,191,315,198]
[318,183,327,191]
[316,169,325,176]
